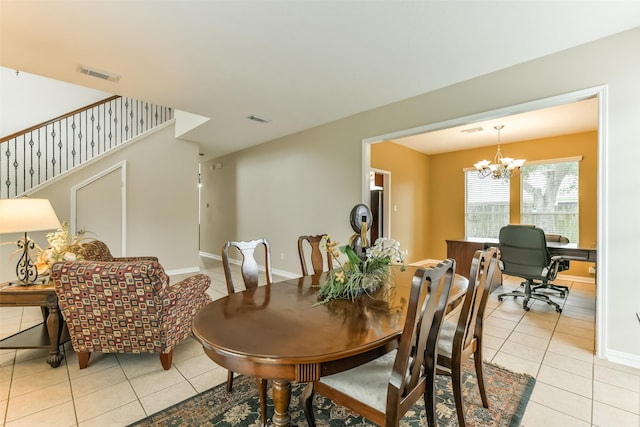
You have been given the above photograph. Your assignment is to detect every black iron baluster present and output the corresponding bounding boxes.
[37,128,42,186]
[71,115,77,168]
[144,102,149,132]
[12,137,18,196]
[90,108,96,157]
[51,121,58,177]
[45,125,49,181]
[4,140,11,197]
[108,103,113,149]
[125,98,130,140]
[119,97,123,146]
[28,132,35,191]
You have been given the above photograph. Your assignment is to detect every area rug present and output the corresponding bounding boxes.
[130,360,535,426]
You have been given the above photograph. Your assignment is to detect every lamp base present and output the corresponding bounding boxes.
[8,276,50,287]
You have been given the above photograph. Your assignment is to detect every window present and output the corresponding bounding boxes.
[465,171,510,239]
[520,159,579,242]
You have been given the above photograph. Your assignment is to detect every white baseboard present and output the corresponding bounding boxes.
[602,349,640,370]
[199,251,299,279]
[200,251,220,261]
[165,266,200,276]
[556,273,595,284]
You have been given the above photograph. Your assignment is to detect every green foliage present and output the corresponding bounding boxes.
[315,238,404,305]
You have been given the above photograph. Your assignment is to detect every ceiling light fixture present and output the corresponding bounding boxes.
[473,125,525,181]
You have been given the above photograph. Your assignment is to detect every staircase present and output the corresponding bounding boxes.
[0,95,173,199]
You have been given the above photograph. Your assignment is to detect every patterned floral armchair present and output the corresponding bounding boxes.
[51,259,211,370]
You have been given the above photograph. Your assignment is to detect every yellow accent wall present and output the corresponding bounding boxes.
[370,142,431,261]
[372,130,597,277]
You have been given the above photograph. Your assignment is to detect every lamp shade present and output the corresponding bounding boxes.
[0,198,61,234]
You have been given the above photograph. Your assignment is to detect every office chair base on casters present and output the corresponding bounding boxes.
[498,284,563,313]
[532,283,568,298]
[520,282,567,298]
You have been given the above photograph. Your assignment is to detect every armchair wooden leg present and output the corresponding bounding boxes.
[226,370,234,392]
[301,382,317,427]
[77,351,91,369]
[159,349,173,370]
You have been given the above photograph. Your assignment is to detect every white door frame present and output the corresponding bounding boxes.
[362,85,607,358]
[70,161,127,256]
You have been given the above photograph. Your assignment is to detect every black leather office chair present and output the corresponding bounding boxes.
[496,225,582,313]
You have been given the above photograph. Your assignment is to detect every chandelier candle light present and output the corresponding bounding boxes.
[0,197,61,285]
[474,125,526,181]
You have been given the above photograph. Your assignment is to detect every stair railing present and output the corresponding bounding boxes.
[1,95,173,198]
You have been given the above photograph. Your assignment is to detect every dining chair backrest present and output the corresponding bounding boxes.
[222,238,273,294]
[297,234,333,276]
[436,247,499,427]
[220,238,272,423]
[455,247,499,354]
[387,258,455,423]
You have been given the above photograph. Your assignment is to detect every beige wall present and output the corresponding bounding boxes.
[371,132,597,277]
[201,28,640,365]
[0,123,201,281]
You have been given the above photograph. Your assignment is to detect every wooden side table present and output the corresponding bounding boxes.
[0,281,70,367]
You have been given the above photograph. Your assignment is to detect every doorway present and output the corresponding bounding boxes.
[361,86,606,358]
[369,169,391,243]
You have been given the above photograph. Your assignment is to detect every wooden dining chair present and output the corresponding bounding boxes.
[436,247,499,427]
[222,238,273,427]
[297,234,333,276]
[301,258,456,427]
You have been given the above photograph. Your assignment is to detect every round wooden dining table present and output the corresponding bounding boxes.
[192,264,468,427]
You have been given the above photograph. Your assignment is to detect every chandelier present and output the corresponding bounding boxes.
[473,125,525,181]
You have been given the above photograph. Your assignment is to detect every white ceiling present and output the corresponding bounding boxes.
[1,1,638,159]
[393,97,599,155]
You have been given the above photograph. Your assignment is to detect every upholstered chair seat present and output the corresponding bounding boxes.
[319,351,397,413]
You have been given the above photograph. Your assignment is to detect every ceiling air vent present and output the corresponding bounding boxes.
[460,126,483,134]
[247,115,271,124]
[78,66,120,82]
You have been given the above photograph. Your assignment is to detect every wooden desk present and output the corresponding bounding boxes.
[446,237,597,279]
[0,281,70,367]
[192,265,468,427]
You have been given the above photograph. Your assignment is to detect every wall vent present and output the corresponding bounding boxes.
[78,66,120,82]
[247,115,271,124]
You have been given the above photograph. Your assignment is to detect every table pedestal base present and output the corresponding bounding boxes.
[272,379,292,427]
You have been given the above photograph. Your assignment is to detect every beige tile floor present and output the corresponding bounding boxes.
[1,258,639,427]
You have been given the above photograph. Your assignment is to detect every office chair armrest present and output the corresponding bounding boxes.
[551,255,590,263]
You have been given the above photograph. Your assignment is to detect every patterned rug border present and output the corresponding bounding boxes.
[129,361,535,426]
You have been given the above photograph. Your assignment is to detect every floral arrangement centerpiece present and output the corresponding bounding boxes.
[316,236,405,305]
[35,221,88,276]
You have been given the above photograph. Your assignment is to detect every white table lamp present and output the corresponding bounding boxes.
[0,197,61,285]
